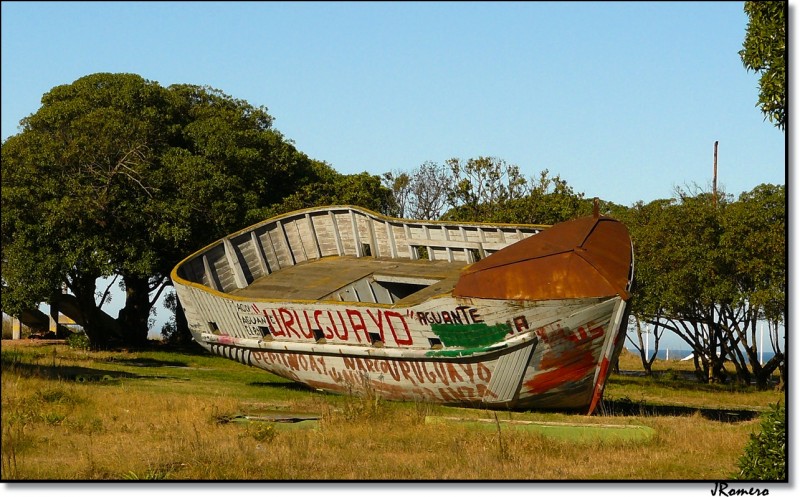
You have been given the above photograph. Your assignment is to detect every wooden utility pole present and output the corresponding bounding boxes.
[713,141,718,208]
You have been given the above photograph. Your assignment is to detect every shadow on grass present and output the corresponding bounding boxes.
[598,397,761,423]
[613,370,757,393]
[1,359,142,382]
[101,357,189,368]
[248,380,318,392]
[617,369,700,381]
[1,351,190,383]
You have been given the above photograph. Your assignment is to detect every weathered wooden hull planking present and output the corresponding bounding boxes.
[171,205,634,414]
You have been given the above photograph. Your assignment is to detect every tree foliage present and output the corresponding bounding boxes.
[1,73,390,348]
[384,157,593,225]
[719,184,786,387]
[443,157,530,221]
[620,185,785,387]
[382,161,450,220]
[2,73,177,346]
[740,1,786,131]
[491,169,598,225]
[268,162,394,218]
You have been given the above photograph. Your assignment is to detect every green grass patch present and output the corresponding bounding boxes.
[425,415,655,444]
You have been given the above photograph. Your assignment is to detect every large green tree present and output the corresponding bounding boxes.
[2,74,178,346]
[620,193,732,382]
[621,186,785,387]
[740,1,786,131]
[2,73,390,348]
[719,184,785,388]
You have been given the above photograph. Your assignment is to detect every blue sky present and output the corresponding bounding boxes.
[1,1,787,207]
[1,1,790,349]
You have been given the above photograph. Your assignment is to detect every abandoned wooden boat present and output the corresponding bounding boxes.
[170,205,634,414]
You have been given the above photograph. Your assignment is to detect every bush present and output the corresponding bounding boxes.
[736,402,786,480]
[66,331,91,350]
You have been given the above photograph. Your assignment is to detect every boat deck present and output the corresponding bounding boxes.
[229,255,468,305]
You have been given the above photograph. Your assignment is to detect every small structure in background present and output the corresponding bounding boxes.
[7,288,85,339]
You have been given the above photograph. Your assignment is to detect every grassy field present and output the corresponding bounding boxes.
[0,339,784,481]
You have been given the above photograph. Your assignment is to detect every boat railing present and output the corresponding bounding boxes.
[175,205,548,294]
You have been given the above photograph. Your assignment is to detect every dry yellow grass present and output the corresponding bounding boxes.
[1,340,783,480]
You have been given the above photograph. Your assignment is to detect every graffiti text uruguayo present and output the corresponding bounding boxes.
[236,305,415,346]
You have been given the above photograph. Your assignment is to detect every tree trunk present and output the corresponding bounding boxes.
[692,351,708,383]
[633,318,653,376]
[118,274,152,347]
[70,273,125,349]
[753,352,784,390]
[710,358,728,384]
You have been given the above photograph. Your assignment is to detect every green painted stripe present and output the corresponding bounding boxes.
[431,322,512,348]
[425,344,507,358]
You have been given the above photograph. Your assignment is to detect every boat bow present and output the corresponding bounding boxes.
[453,214,633,302]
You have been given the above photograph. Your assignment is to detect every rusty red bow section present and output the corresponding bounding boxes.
[453,214,633,302]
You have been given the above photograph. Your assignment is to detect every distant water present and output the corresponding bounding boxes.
[626,348,777,364]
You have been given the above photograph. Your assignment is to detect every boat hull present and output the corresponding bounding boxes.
[171,205,633,414]
[176,286,628,412]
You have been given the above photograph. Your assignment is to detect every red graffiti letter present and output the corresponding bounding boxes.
[366,309,386,342]
[279,308,302,338]
[384,311,413,346]
[346,309,368,343]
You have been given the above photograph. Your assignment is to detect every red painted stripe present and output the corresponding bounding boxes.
[587,357,611,414]
[524,351,595,394]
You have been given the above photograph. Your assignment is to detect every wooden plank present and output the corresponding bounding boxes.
[497,227,507,244]
[285,218,309,263]
[202,255,220,292]
[369,279,395,304]
[223,237,248,289]
[442,226,454,263]
[486,342,535,402]
[250,231,271,276]
[329,211,344,256]
[277,220,297,266]
[305,213,322,259]
[232,235,258,279]
[350,209,363,257]
[312,212,337,257]
[405,239,485,251]
[422,225,434,261]
[367,216,380,257]
[265,226,283,271]
[231,256,466,302]
[385,220,398,258]
[459,226,472,262]
[404,224,417,259]
[211,251,235,292]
